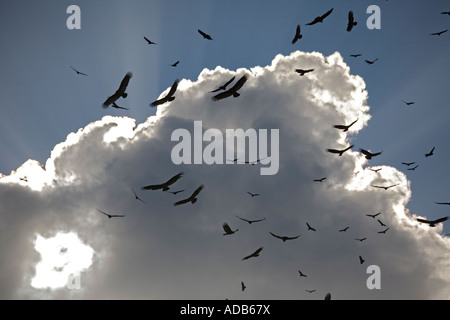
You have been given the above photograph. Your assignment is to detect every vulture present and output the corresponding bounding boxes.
[430,29,448,36]
[306,222,316,231]
[247,192,260,197]
[313,177,326,182]
[402,100,415,106]
[131,188,147,203]
[102,72,132,108]
[416,216,448,227]
[306,8,333,25]
[425,146,435,157]
[339,226,350,232]
[198,29,213,40]
[143,36,157,45]
[222,223,238,235]
[70,66,87,76]
[150,79,179,107]
[359,255,365,264]
[347,11,357,31]
[401,162,415,166]
[242,247,263,260]
[236,216,266,224]
[174,185,205,206]
[360,148,383,160]
[210,76,236,93]
[292,25,303,44]
[365,58,379,64]
[334,118,358,132]
[142,172,184,191]
[170,60,179,67]
[211,74,248,101]
[350,54,362,58]
[371,184,399,190]
[295,68,314,76]
[366,212,381,218]
[269,232,301,242]
[96,209,125,219]
[327,145,353,156]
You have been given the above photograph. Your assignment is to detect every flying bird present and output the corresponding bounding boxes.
[402,162,415,166]
[441,11,450,15]
[170,60,179,67]
[102,72,132,108]
[365,58,379,64]
[70,66,88,76]
[236,216,266,224]
[298,270,307,278]
[306,8,333,25]
[211,74,248,101]
[306,222,316,232]
[327,145,353,156]
[174,185,205,206]
[359,255,365,264]
[425,146,435,157]
[242,247,263,261]
[131,188,147,203]
[210,76,236,93]
[355,238,367,242]
[96,209,125,219]
[350,54,362,58]
[292,25,303,44]
[334,118,358,132]
[347,11,357,32]
[416,216,448,227]
[371,184,399,190]
[430,29,448,36]
[269,232,301,242]
[366,212,381,218]
[247,192,260,197]
[222,223,238,235]
[407,165,419,171]
[143,36,157,45]
[360,148,383,160]
[150,79,179,107]
[169,189,185,195]
[378,227,390,234]
[241,281,246,291]
[313,177,326,182]
[401,100,415,106]
[377,219,386,227]
[142,172,184,191]
[111,102,129,110]
[369,168,382,173]
[339,226,350,232]
[324,293,331,300]
[295,68,314,76]
[305,289,316,293]
[435,202,450,206]
[198,29,213,40]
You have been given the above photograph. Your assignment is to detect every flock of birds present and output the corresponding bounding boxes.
[65,5,450,300]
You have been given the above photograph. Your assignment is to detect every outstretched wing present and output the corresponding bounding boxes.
[151,79,179,107]
[360,149,372,157]
[117,72,133,96]
[212,90,234,101]
[416,218,431,224]
[269,232,283,240]
[174,197,191,206]
[190,185,205,198]
[223,223,233,234]
[229,74,248,92]
[166,79,179,98]
[432,216,449,224]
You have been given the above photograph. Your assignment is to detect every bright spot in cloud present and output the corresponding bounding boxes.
[31,232,94,289]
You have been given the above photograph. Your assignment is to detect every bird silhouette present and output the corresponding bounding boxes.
[170,60,179,67]
[241,281,246,291]
[313,177,326,182]
[242,247,263,260]
[339,226,350,232]
[416,216,448,227]
[430,29,448,36]
[292,25,303,44]
[143,36,157,45]
[402,162,415,166]
[355,238,367,242]
[70,66,88,76]
[360,148,382,160]
[269,232,301,242]
[365,58,379,64]
[198,29,213,40]
[425,146,435,157]
[247,192,260,197]
[150,79,179,107]
[295,68,314,76]
[402,100,415,106]
[102,72,132,108]
[142,172,184,191]
[334,118,358,132]
[210,76,236,93]
[378,227,390,234]
[97,209,125,219]
[222,223,238,235]
[359,255,365,264]
[174,185,205,206]
[131,188,147,203]
[371,184,399,190]
[377,219,386,227]
[350,54,362,58]
[305,289,316,293]
[435,202,450,206]
[211,74,248,101]
[366,212,381,218]
[369,168,382,173]
[327,145,353,156]
[298,270,307,277]
[306,222,316,232]
[407,165,419,171]
[169,189,185,195]
[347,11,357,32]
[324,292,331,300]
[236,216,266,224]
[306,8,333,25]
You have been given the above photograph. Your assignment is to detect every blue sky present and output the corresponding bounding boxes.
[1,0,450,299]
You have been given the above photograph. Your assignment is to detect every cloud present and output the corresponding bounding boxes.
[1,50,450,299]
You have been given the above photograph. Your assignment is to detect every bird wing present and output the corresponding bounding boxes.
[164,172,184,187]
[236,215,250,223]
[416,218,431,224]
[103,93,120,108]
[333,124,348,130]
[212,89,234,101]
[269,232,283,240]
[360,149,372,157]
[321,8,334,20]
[174,197,191,206]
[190,185,205,199]
[229,74,248,92]
[223,223,233,234]
[327,148,341,154]
[432,216,449,224]
[166,79,179,98]
[117,72,133,95]
[223,76,236,89]
[435,202,450,205]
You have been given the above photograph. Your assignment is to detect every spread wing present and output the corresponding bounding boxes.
[416,218,431,224]
[229,74,248,92]
[190,185,205,198]
[142,172,184,190]
[360,149,372,157]
[174,198,191,206]
[432,216,449,224]
[151,79,179,107]
[321,8,334,20]
[269,232,283,240]
[223,223,233,234]
[102,72,132,108]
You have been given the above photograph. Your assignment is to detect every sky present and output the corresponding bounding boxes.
[0,0,450,300]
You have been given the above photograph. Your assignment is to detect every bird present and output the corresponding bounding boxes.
[378,227,390,234]
[435,202,450,206]
[371,184,399,190]
[198,29,213,40]
[306,8,333,25]
[298,270,307,277]
[355,238,367,242]
[244,157,267,165]
[339,226,349,232]
[143,36,157,45]
[401,100,415,106]
[377,219,386,227]
[366,212,381,218]
[211,74,248,101]
[305,289,316,293]
[241,281,246,291]
[96,208,125,219]
[327,145,353,156]
[430,29,448,36]
[292,25,303,44]
[416,216,448,227]
[334,118,358,132]
[269,232,301,242]
[111,102,129,110]
[170,60,179,67]
[222,223,238,235]
[242,247,263,260]
[131,188,147,203]
[425,146,435,157]
[359,255,365,264]
[324,293,331,300]
[235,216,266,224]
[306,222,316,232]
[347,11,357,32]
[313,177,326,182]
[150,79,179,107]
[350,54,362,58]
[142,172,184,191]
[295,68,314,76]
[169,189,185,195]
[102,72,132,108]
[365,58,379,64]
[369,168,382,173]
[174,185,205,206]
[70,66,88,76]
[360,148,383,160]
[210,76,236,93]
[407,165,419,171]
[441,11,450,15]
[402,162,415,166]
[247,192,260,197]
